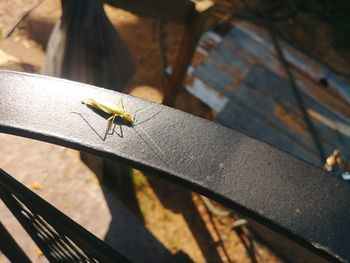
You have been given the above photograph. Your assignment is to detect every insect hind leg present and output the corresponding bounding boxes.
[104,114,117,139]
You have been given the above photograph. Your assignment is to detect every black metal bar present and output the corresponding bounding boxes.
[0,186,59,262]
[0,221,31,263]
[0,71,349,262]
[0,169,131,263]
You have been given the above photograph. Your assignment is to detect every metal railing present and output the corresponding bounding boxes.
[0,71,349,262]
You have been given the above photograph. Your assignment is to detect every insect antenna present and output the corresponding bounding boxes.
[133,122,166,160]
[133,104,164,125]
[132,124,167,166]
[120,96,125,110]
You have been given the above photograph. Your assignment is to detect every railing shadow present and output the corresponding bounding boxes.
[81,154,193,262]
[146,173,224,263]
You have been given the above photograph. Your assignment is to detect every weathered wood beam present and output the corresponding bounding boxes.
[163,1,214,106]
[104,0,194,24]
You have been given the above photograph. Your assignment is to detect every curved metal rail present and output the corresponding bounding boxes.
[0,71,349,262]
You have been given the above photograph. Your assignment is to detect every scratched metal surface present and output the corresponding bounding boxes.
[0,71,349,262]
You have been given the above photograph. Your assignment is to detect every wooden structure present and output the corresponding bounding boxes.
[106,0,214,107]
[186,21,350,170]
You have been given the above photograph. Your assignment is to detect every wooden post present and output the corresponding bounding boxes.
[105,0,194,24]
[163,1,214,107]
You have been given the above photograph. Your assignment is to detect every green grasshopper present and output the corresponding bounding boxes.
[82,97,166,160]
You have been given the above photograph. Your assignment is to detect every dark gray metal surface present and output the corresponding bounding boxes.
[0,70,349,262]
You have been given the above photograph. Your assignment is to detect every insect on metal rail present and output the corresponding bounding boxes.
[81,96,166,162]
[0,71,349,262]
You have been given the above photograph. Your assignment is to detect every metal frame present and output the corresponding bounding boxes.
[0,71,349,262]
[0,169,130,262]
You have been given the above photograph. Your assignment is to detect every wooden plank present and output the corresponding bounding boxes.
[232,22,350,120]
[207,36,254,74]
[105,0,194,24]
[215,64,350,166]
[189,24,350,166]
[186,77,229,112]
[163,1,214,106]
[293,69,350,121]
[236,21,350,105]
[223,28,350,121]
[243,65,326,120]
[234,83,318,153]
[216,98,321,165]
[243,65,350,159]
[193,62,234,97]
[229,89,324,165]
[192,35,254,96]
[225,28,279,71]
[192,24,350,122]
[240,82,342,161]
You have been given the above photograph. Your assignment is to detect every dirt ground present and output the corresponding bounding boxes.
[0,0,347,262]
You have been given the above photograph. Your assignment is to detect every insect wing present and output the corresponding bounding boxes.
[89,98,124,115]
